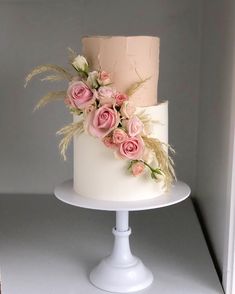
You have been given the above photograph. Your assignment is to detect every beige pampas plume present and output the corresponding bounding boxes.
[126,69,151,97]
[24,64,73,88]
[143,136,176,189]
[67,47,78,64]
[56,121,84,160]
[33,91,67,112]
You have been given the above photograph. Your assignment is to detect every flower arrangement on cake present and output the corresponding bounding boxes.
[25,49,175,189]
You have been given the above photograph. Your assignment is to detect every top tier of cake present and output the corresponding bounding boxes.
[82,36,160,107]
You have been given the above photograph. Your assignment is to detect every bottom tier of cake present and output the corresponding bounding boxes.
[74,101,168,201]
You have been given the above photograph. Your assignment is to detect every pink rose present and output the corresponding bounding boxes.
[118,136,144,160]
[112,128,128,144]
[115,92,128,106]
[127,116,143,137]
[98,86,115,106]
[98,71,111,86]
[120,101,136,118]
[131,161,145,176]
[103,136,117,149]
[67,81,94,109]
[88,105,120,138]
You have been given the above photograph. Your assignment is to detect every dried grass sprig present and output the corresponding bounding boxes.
[33,90,66,111]
[67,47,77,64]
[126,76,151,97]
[24,64,73,87]
[56,121,84,160]
[40,75,66,82]
[136,110,151,123]
[137,110,163,126]
[136,110,153,136]
[143,136,176,189]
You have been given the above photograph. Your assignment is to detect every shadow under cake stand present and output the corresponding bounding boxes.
[54,180,190,293]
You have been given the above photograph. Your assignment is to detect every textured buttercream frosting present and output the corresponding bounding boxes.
[82,36,159,107]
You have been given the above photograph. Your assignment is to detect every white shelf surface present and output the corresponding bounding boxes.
[0,195,223,294]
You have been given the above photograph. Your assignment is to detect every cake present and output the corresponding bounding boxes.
[25,35,174,202]
[74,36,169,201]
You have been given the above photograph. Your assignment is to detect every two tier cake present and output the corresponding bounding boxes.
[25,35,175,202]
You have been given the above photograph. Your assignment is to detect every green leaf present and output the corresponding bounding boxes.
[70,107,83,116]
[153,168,163,175]
[151,172,157,180]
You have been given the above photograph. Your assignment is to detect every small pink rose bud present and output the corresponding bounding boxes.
[102,136,117,149]
[115,92,128,106]
[97,71,111,86]
[98,86,116,106]
[131,161,145,176]
[112,128,128,144]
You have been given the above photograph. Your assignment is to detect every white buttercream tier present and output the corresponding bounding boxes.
[73,101,168,201]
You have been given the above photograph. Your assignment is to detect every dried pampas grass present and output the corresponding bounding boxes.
[56,121,84,160]
[67,47,77,64]
[24,64,73,87]
[40,75,66,82]
[136,110,152,135]
[126,76,151,97]
[143,136,176,188]
[33,90,66,111]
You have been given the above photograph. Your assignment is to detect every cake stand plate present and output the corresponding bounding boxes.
[54,180,190,293]
[55,180,190,211]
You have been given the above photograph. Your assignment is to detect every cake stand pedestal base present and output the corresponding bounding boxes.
[90,211,153,293]
[54,180,190,293]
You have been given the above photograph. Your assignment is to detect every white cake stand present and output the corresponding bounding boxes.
[54,180,190,293]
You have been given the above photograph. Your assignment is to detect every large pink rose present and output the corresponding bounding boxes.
[127,116,143,137]
[67,81,94,109]
[88,105,120,138]
[118,136,144,160]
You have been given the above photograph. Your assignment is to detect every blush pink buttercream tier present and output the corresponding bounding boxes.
[82,36,159,107]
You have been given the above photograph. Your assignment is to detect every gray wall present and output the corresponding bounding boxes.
[0,0,202,194]
[195,0,235,283]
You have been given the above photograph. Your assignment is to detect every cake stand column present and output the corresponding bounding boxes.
[89,210,153,293]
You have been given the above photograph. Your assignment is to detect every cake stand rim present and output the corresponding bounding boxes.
[54,180,191,211]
